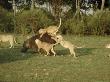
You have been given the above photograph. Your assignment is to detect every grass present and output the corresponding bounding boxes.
[0,35,110,82]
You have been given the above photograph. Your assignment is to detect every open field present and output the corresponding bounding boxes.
[0,35,110,82]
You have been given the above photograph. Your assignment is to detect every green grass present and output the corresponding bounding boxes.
[0,35,110,82]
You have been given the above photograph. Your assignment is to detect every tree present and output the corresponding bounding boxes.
[31,0,35,10]
[0,0,12,10]
[0,6,13,33]
[50,0,63,19]
[101,0,105,11]
[75,0,81,20]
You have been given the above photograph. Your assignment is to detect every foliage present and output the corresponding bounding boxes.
[87,10,110,35]
[15,8,54,34]
[0,0,12,10]
[61,10,110,35]
[1,3,110,35]
[0,6,14,33]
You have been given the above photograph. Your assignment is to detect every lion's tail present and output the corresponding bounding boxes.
[58,18,61,29]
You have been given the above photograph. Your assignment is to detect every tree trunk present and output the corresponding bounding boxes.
[76,0,78,9]
[12,0,16,16]
[12,0,16,34]
[24,0,27,5]
[101,0,105,11]
[31,0,35,10]
[75,0,81,19]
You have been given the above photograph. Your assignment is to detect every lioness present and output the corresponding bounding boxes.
[106,44,110,48]
[0,34,17,48]
[55,35,77,58]
[39,18,61,37]
[21,33,56,53]
[35,39,56,56]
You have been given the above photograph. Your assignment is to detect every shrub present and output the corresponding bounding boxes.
[62,9,110,35]
[0,6,14,33]
[87,10,110,35]
[15,8,54,34]
[61,17,84,35]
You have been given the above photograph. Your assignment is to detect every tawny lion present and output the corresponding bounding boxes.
[56,35,78,58]
[39,18,61,37]
[0,34,17,48]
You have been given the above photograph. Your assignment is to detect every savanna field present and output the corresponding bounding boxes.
[1,0,110,82]
[0,35,110,82]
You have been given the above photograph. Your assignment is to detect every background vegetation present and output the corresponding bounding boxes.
[0,0,110,35]
[62,10,110,35]
[0,1,110,82]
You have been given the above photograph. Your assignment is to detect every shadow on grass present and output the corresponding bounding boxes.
[55,48,96,57]
[76,48,96,57]
[56,49,70,56]
[0,48,96,63]
[0,48,38,64]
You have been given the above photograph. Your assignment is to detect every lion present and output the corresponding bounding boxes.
[0,34,17,48]
[39,18,61,37]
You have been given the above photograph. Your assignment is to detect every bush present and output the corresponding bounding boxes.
[15,8,54,34]
[61,18,84,35]
[62,9,110,35]
[87,10,110,35]
[1,6,110,36]
[0,6,14,33]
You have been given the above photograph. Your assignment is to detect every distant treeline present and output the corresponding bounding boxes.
[0,0,110,10]
[0,0,110,35]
